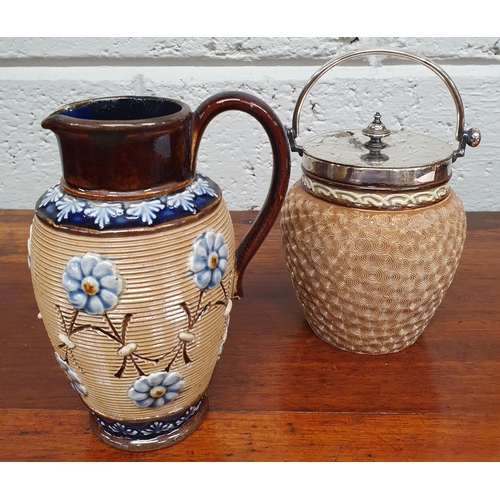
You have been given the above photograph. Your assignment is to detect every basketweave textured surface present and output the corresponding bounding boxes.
[281,182,467,355]
[30,200,235,422]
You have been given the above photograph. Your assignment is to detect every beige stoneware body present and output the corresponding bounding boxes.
[281,181,467,355]
[30,202,234,423]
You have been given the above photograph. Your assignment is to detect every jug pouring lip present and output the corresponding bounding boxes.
[42,95,192,133]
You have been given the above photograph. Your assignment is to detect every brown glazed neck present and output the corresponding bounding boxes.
[42,96,194,200]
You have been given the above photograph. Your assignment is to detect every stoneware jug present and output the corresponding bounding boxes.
[29,91,290,450]
[281,49,480,355]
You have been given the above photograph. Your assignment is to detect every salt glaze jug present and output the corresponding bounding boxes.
[29,92,290,450]
[281,49,481,355]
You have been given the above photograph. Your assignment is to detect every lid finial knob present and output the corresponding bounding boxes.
[362,113,391,153]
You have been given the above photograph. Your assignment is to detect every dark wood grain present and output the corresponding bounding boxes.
[2,409,498,462]
[1,209,499,461]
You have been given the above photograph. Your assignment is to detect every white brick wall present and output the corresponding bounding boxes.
[1,37,499,210]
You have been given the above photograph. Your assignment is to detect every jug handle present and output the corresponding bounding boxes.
[191,91,291,300]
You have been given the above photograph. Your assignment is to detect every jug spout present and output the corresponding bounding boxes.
[42,96,194,199]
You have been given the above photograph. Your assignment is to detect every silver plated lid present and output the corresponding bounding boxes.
[288,49,481,192]
[301,113,454,190]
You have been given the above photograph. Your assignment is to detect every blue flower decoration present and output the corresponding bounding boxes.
[189,230,228,290]
[55,352,88,397]
[62,252,125,315]
[128,371,184,409]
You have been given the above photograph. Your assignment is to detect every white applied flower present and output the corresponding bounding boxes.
[39,184,64,207]
[126,199,165,225]
[84,202,124,229]
[56,197,86,222]
[188,176,217,197]
[165,192,196,213]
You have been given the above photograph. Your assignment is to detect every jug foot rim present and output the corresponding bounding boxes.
[89,395,209,452]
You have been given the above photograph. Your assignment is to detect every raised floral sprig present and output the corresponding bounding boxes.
[56,304,162,379]
[166,230,232,369]
[55,352,88,397]
[165,271,233,372]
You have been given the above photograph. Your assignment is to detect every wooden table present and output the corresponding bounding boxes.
[1,210,499,461]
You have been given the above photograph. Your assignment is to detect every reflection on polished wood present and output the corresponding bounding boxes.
[1,210,499,461]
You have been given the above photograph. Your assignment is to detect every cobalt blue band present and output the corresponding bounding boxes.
[93,397,204,441]
[36,173,220,231]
